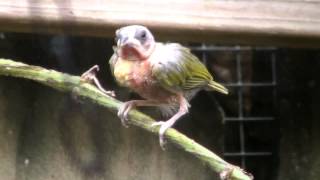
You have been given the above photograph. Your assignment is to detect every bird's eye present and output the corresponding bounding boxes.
[140,31,147,39]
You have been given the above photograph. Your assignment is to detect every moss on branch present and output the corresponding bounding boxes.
[0,59,253,180]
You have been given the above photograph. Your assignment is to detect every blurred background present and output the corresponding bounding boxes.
[0,1,319,180]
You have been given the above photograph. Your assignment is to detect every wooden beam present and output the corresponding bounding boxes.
[0,0,319,47]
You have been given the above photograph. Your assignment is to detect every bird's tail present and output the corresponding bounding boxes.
[207,81,228,95]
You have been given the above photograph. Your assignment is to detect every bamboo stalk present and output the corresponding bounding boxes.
[0,59,253,180]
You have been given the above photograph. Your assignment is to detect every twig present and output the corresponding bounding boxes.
[0,59,253,180]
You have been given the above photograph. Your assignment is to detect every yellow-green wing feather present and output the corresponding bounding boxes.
[151,43,228,94]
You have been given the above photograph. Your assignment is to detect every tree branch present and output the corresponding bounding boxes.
[0,59,253,180]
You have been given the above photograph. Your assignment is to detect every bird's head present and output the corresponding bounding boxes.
[115,25,155,61]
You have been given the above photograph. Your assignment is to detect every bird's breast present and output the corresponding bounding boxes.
[113,57,177,102]
[113,58,153,88]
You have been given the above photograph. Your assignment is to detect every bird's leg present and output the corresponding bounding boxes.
[118,100,161,127]
[80,65,115,97]
[152,94,189,149]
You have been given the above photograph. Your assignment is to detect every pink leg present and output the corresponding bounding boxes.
[118,100,162,127]
[81,65,115,96]
[152,94,189,149]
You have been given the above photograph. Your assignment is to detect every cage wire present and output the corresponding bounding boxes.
[190,44,277,175]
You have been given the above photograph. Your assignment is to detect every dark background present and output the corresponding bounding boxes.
[0,33,319,180]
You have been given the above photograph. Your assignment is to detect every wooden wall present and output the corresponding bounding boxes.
[0,0,319,47]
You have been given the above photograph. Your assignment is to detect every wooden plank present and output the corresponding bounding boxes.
[0,0,319,47]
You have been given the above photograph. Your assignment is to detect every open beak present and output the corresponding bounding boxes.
[118,37,140,49]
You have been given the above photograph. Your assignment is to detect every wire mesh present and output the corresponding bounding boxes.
[190,44,277,171]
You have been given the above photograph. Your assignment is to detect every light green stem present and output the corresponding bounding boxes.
[0,59,253,180]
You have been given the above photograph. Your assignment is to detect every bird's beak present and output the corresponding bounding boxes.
[118,37,140,48]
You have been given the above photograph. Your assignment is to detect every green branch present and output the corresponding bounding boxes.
[0,59,253,180]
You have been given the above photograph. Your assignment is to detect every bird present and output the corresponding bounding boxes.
[108,25,228,149]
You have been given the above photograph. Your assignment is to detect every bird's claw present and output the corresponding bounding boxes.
[117,105,129,128]
[151,121,172,150]
[219,166,236,180]
[220,165,253,180]
[80,65,99,82]
[80,65,115,97]
[117,102,135,128]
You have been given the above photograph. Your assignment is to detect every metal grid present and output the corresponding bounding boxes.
[190,44,277,170]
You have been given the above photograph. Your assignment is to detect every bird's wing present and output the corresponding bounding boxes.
[150,43,213,93]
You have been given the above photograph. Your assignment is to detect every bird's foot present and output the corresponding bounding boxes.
[81,65,99,82]
[220,165,253,180]
[219,166,234,180]
[118,101,136,128]
[151,121,173,150]
[80,65,115,97]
